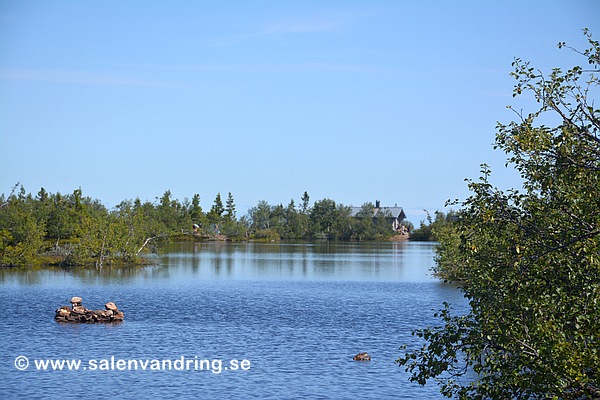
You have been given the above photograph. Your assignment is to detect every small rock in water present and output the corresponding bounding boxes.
[353,352,371,361]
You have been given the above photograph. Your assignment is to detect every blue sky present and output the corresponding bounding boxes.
[1,1,598,223]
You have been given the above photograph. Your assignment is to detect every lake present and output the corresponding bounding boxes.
[0,241,467,399]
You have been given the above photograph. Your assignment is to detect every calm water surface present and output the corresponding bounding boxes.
[0,241,467,399]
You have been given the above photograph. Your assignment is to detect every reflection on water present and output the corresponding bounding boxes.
[0,263,171,286]
[0,241,440,286]
[166,240,439,282]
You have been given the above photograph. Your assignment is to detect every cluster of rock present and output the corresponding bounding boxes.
[55,297,124,323]
[353,352,371,361]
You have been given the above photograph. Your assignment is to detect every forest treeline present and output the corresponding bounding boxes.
[0,186,411,268]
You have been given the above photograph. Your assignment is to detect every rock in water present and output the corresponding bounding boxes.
[353,352,371,361]
[55,297,123,324]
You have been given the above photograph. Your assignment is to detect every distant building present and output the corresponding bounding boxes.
[350,200,407,231]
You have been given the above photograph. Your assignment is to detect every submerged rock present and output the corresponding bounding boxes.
[353,352,372,361]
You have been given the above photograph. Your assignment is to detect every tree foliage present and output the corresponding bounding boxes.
[397,29,600,398]
[410,210,457,242]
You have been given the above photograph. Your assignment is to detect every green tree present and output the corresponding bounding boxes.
[33,187,51,237]
[130,198,171,255]
[397,30,600,398]
[352,202,377,240]
[156,190,177,229]
[188,193,208,232]
[431,215,463,281]
[248,200,272,230]
[220,217,248,240]
[225,192,236,221]
[310,198,338,239]
[57,189,113,266]
[410,210,455,241]
[270,203,285,233]
[409,211,434,241]
[281,199,302,238]
[46,192,77,245]
[37,187,48,202]
[333,204,353,240]
[297,194,311,238]
[246,200,282,240]
[208,193,224,225]
[373,207,395,238]
[111,199,167,263]
[0,190,46,266]
[190,194,202,221]
[301,191,310,214]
